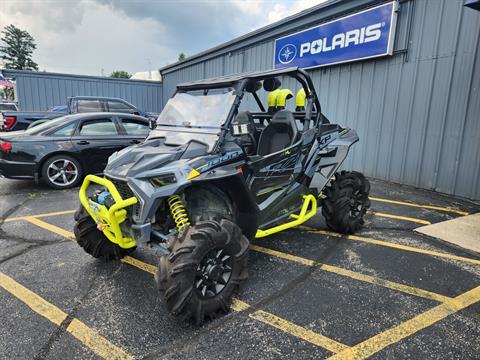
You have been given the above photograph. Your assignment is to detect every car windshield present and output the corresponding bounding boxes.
[156,89,235,128]
[149,89,236,151]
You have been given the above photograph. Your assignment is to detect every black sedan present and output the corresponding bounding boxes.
[0,112,151,189]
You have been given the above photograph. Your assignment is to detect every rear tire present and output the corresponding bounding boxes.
[42,154,83,190]
[74,207,135,261]
[155,219,249,325]
[322,171,370,234]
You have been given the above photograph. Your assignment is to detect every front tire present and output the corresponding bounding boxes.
[155,219,249,324]
[322,171,370,234]
[74,207,135,261]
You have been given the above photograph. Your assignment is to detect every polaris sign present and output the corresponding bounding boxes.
[274,1,398,69]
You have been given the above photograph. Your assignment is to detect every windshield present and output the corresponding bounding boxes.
[156,90,235,128]
[149,89,236,151]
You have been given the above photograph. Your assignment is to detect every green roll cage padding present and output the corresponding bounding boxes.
[276,89,294,107]
[79,174,138,249]
[267,88,281,108]
[296,88,306,107]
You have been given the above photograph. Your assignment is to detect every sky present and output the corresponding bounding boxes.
[0,0,327,76]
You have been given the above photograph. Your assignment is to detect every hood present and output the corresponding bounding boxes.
[104,138,209,178]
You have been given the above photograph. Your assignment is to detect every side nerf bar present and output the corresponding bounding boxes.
[79,174,138,249]
[255,194,317,238]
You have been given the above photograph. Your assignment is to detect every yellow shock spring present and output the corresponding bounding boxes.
[167,195,191,232]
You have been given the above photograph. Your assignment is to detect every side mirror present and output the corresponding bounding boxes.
[148,119,157,130]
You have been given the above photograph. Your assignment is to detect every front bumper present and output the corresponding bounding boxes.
[79,175,138,249]
[0,158,36,179]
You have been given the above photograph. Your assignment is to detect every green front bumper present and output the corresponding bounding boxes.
[79,175,138,249]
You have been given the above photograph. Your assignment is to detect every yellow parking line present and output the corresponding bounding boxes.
[0,272,133,360]
[24,216,75,239]
[307,229,480,266]
[251,245,452,304]
[251,245,315,266]
[371,212,431,225]
[121,256,157,274]
[3,209,76,223]
[251,310,349,354]
[369,197,469,216]
[230,299,348,353]
[24,217,349,354]
[328,285,480,359]
[230,298,251,312]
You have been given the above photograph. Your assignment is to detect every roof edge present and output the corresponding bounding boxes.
[1,68,162,85]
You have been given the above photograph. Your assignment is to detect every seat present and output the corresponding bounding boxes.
[257,110,298,156]
[232,111,258,155]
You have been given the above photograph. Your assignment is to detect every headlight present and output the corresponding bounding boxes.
[149,173,177,188]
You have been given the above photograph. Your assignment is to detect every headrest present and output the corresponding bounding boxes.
[234,111,253,124]
[263,77,281,92]
[245,80,262,93]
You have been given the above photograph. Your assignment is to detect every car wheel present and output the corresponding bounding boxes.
[41,155,83,189]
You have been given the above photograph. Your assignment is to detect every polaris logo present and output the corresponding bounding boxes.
[278,44,298,64]
[299,23,384,58]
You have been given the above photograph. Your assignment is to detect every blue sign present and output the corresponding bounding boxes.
[274,1,398,69]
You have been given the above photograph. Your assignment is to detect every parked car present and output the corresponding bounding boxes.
[0,96,158,132]
[0,102,19,111]
[0,112,150,189]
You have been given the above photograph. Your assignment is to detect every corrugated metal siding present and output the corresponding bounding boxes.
[2,70,163,113]
[160,0,479,200]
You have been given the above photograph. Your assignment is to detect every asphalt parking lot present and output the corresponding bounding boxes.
[0,177,479,359]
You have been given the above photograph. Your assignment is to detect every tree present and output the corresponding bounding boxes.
[110,70,131,79]
[0,24,38,70]
[178,53,187,62]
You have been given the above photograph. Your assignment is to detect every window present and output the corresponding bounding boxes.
[108,100,134,113]
[51,122,77,136]
[79,119,118,136]
[0,103,18,111]
[120,118,150,136]
[77,100,102,113]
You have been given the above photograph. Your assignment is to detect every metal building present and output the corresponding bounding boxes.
[159,0,480,201]
[2,69,163,113]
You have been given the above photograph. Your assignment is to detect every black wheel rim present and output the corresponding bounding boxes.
[349,190,364,218]
[195,248,233,298]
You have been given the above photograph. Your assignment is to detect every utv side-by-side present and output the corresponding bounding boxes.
[74,67,370,324]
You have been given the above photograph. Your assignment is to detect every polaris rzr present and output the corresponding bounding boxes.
[74,67,370,324]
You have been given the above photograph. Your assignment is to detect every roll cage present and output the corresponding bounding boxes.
[174,67,324,153]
